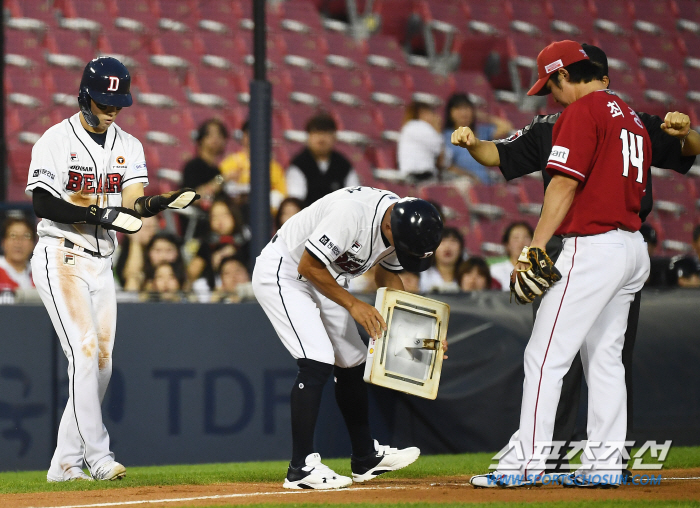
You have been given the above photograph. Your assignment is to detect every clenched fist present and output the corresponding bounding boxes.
[660,111,691,139]
[451,126,478,149]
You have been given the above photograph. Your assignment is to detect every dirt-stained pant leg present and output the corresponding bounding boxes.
[32,243,114,478]
[91,260,117,403]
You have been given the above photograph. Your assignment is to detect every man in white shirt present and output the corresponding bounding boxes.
[286,114,360,206]
[398,102,446,180]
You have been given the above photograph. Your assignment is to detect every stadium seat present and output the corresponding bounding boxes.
[45,29,97,67]
[549,0,596,38]
[373,0,421,43]
[154,0,200,29]
[657,214,697,253]
[509,0,551,35]
[151,31,202,68]
[325,31,368,68]
[406,66,456,104]
[100,28,151,65]
[278,31,328,67]
[6,65,53,108]
[5,29,46,66]
[332,104,382,142]
[418,183,471,225]
[287,65,333,104]
[593,32,640,72]
[640,68,688,106]
[113,0,159,32]
[276,101,324,132]
[12,0,60,23]
[636,33,685,72]
[187,106,241,134]
[676,0,700,33]
[366,35,408,69]
[469,182,521,219]
[198,0,242,29]
[519,175,545,209]
[452,70,495,108]
[137,65,190,105]
[368,67,413,105]
[326,66,373,106]
[631,0,678,35]
[279,0,324,34]
[186,64,248,107]
[507,31,551,91]
[591,0,635,34]
[48,66,83,98]
[63,0,118,28]
[495,103,539,133]
[652,173,698,217]
[465,0,512,35]
[373,102,406,140]
[475,217,512,255]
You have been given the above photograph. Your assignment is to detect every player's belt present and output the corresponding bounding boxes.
[64,239,100,257]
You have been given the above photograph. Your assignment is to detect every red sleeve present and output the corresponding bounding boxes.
[546,102,598,182]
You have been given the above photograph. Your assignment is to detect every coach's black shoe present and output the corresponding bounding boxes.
[558,473,620,489]
[351,440,420,482]
[283,453,352,490]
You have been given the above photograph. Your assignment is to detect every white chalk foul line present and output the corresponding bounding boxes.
[27,485,409,508]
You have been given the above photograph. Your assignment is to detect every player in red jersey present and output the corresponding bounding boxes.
[470,41,651,488]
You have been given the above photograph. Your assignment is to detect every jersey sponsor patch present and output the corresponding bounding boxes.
[63,253,75,265]
[549,145,570,164]
[70,152,78,161]
[116,156,126,165]
[134,161,147,172]
[351,241,362,253]
[319,235,330,246]
[32,168,56,180]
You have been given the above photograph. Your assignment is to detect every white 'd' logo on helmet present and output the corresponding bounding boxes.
[107,76,120,91]
[420,251,434,259]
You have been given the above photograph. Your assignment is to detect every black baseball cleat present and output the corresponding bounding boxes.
[351,439,420,482]
[283,453,352,490]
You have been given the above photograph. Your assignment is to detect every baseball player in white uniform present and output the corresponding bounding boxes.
[252,186,445,489]
[27,57,198,482]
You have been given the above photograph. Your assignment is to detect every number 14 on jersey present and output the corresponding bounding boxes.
[620,128,644,183]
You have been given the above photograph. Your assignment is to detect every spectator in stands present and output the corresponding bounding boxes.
[641,223,670,287]
[0,216,35,292]
[286,113,359,206]
[116,216,159,290]
[211,256,251,303]
[489,221,534,291]
[398,101,445,181]
[400,271,421,294]
[275,197,304,231]
[442,93,512,183]
[131,232,185,292]
[182,119,227,204]
[419,227,463,293]
[457,257,492,292]
[220,119,287,212]
[667,255,700,288]
[142,262,189,302]
[188,197,251,291]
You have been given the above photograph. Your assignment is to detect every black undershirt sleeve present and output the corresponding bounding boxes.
[639,112,696,174]
[495,116,555,181]
[32,187,90,224]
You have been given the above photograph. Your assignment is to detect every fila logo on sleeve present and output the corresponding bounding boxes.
[107,76,120,91]
[549,145,570,164]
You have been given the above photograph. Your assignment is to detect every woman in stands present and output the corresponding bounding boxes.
[443,93,512,184]
[489,221,533,291]
[419,227,464,293]
[457,257,493,292]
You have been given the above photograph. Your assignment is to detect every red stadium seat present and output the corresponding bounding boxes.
[137,65,190,105]
[186,65,247,107]
[469,182,522,218]
[373,0,420,42]
[276,102,324,131]
[278,31,328,67]
[325,31,368,68]
[677,0,700,33]
[465,0,513,35]
[63,0,118,27]
[636,33,685,72]
[652,173,697,217]
[421,0,468,30]
[151,31,202,67]
[326,66,373,106]
[406,66,456,103]
[640,69,688,106]
[153,0,199,28]
[198,31,248,67]
[657,214,697,252]
[452,71,495,108]
[332,104,382,141]
[366,35,408,69]
[368,67,413,104]
[593,32,640,71]
[13,0,60,23]
[496,103,540,133]
[279,0,324,34]
[631,0,678,35]
[6,66,53,107]
[509,0,551,35]
[591,0,635,34]
[549,0,596,38]
[114,0,159,32]
[45,29,96,66]
[267,68,294,104]
[287,66,333,104]
[198,0,242,27]
[48,66,83,98]
[419,183,471,225]
[5,29,46,65]
[373,102,406,138]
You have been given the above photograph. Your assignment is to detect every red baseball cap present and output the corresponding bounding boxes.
[527,40,590,96]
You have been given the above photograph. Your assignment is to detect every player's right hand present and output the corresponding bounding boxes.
[349,299,387,339]
[86,205,143,234]
[451,126,478,149]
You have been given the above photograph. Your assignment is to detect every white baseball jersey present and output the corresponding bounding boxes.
[277,186,403,279]
[26,113,149,256]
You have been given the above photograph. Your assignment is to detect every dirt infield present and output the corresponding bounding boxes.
[4,469,700,508]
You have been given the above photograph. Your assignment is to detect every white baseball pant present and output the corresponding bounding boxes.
[31,238,117,478]
[497,229,650,482]
[252,237,366,368]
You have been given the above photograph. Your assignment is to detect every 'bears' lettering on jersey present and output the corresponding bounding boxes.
[66,171,122,193]
[334,252,367,274]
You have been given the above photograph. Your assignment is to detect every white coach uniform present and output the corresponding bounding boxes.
[27,113,148,479]
[252,187,403,367]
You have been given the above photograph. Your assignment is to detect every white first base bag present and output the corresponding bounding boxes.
[364,288,450,400]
